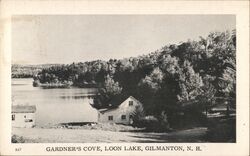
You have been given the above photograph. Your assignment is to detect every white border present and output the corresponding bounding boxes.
[0,0,249,155]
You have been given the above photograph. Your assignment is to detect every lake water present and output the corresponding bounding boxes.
[12,78,98,126]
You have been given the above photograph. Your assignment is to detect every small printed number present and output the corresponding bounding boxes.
[15,148,21,152]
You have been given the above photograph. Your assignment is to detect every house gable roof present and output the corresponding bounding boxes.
[98,96,142,113]
[127,96,143,105]
[12,105,36,113]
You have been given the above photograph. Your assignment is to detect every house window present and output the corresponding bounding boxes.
[24,115,26,118]
[121,115,126,120]
[25,119,33,122]
[129,101,133,106]
[12,114,15,121]
[108,116,113,121]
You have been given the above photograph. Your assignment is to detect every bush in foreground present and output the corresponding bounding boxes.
[205,117,236,142]
[133,112,172,132]
[12,135,25,143]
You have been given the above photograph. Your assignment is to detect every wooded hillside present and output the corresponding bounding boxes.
[31,30,236,128]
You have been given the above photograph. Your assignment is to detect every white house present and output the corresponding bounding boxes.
[97,96,143,125]
[12,105,36,128]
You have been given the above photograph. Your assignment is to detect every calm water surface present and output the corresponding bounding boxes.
[12,78,98,126]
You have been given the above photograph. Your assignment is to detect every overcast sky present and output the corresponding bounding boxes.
[12,15,235,65]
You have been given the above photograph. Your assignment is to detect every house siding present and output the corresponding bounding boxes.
[98,96,143,125]
[12,112,35,128]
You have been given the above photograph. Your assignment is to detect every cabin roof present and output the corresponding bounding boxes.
[12,105,36,113]
[98,96,142,113]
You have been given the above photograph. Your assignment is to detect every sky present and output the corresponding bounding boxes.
[12,15,235,65]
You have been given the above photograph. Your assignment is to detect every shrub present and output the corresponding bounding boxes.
[139,116,159,131]
[157,111,170,131]
[131,105,145,126]
[134,113,171,132]
[12,135,25,143]
[32,80,40,87]
[206,117,236,142]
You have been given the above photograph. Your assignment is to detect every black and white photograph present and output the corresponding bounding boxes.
[11,15,237,143]
[0,0,249,155]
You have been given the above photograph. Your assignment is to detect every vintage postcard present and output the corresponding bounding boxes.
[0,0,249,155]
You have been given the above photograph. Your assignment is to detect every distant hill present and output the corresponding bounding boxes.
[11,64,61,78]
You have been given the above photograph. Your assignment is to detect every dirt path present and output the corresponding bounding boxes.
[12,127,207,143]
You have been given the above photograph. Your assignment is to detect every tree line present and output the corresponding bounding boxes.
[12,64,59,78]
[32,30,236,128]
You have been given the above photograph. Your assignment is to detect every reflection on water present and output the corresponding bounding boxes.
[12,78,98,126]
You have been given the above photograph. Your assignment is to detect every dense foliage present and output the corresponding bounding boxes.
[31,30,236,128]
[12,64,59,78]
